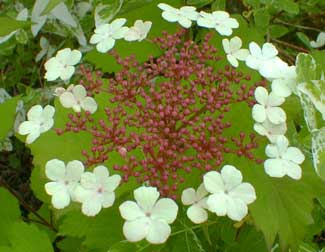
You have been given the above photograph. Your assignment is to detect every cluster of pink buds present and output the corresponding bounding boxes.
[57,29,265,198]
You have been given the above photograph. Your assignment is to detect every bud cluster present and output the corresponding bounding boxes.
[58,30,264,198]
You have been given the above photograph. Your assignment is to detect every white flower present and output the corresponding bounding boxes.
[18,105,55,144]
[203,165,256,221]
[197,11,239,36]
[310,32,325,48]
[124,20,152,42]
[181,184,209,224]
[57,84,97,113]
[157,3,199,28]
[44,48,82,81]
[45,159,84,209]
[253,119,287,143]
[222,36,249,67]
[245,42,278,70]
[75,166,121,216]
[259,57,297,97]
[264,136,305,180]
[90,18,129,53]
[252,87,286,124]
[119,186,178,244]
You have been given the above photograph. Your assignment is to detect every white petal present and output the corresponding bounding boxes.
[272,79,292,98]
[103,174,121,192]
[233,49,249,61]
[102,192,115,208]
[80,172,97,190]
[222,38,230,54]
[226,198,248,221]
[80,97,98,113]
[56,48,71,63]
[187,204,208,224]
[119,201,145,220]
[215,25,233,36]
[267,107,286,124]
[60,66,75,81]
[229,36,242,51]
[157,3,174,11]
[93,165,109,177]
[283,147,305,164]
[229,183,256,204]
[72,85,87,100]
[45,159,66,181]
[196,183,208,200]
[44,58,63,81]
[18,121,35,135]
[162,10,179,22]
[45,181,65,195]
[90,33,105,44]
[261,43,278,59]
[68,49,82,65]
[181,188,196,205]
[65,160,84,181]
[252,104,266,123]
[206,192,228,216]
[26,129,41,144]
[41,105,55,120]
[276,135,289,154]
[112,27,129,39]
[284,160,302,180]
[264,159,286,178]
[245,55,260,70]
[96,38,115,53]
[74,185,92,203]
[203,171,224,194]
[265,144,279,158]
[134,186,159,213]
[60,92,76,108]
[123,218,149,242]
[52,190,71,209]
[221,165,243,191]
[39,118,54,133]
[81,196,103,216]
[151,198,178,224]
[249,42,262,57]
[267,92,285,106]
[253,123,267,136]
[178,16,192,28]
[226,54,239,67]
[110,18,127,31]
[27,105,43,121]
[254,87,268,105]
[146,219,171,244]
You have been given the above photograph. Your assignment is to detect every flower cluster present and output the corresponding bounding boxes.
[59,29,263,200]
[44,159,121,216]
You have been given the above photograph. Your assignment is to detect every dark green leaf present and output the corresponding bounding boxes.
[0,96,19,141]
[0,17,26,37]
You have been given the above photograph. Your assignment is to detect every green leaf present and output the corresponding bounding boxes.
[273,0,299,15]
[41,0,65,15]
[59,207,124,250]
[240,155,325,251]
[311,127,325,179]
[269,25,289,39]
[211,0,226,10]
[296,53,322,84]
[120,0,154,14]
[253,8,270,34]
[0,188,21,246]
[0,222,54,252]
[186,0,213,8]
[296,32,312,49]
[0,96,19,141]
[0,17,26,37]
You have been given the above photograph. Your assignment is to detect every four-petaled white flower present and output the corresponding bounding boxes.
[310,32,325,48]
[222,36,249,67]
[264,136,305,180]
[57,84,98,114]
[18,105,55,144]
[158,3,199,28]
[44,48,82,81]
[90,18,129,53]
[45,159,84,209]
[124,20,152,42]
[259,57,297,97]
[245,42,278,70]
[203,165,256,221]
[181,184,209,224]
[253,119,287,143]
[197,11,239,36]
[75,166,121,216]
[119,186,178,244]
[252,87,286,124]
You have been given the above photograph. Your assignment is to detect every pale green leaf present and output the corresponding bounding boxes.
[0,96,20,141]
[0,17,26,37]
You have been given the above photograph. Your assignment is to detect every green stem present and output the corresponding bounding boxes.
[274,19,322,33]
